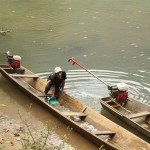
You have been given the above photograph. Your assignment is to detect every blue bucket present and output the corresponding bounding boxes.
[48,97,57,105]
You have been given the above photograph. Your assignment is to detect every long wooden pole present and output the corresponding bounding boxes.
[68,57,108,86]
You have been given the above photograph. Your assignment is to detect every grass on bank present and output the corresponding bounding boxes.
[18,106,106,150]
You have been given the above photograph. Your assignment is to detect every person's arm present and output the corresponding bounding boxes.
[61,80,65,91]
[51,85,55,98]
[61,71,66,91]
[47,73,54,82]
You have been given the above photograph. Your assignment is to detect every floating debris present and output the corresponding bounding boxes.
[0,104,6,107]
[130,43,138,47]
[0,28,11,36]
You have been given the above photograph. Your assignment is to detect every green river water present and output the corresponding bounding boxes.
[0,0,150,147]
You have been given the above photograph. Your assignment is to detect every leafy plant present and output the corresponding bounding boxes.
[18,108,72,150]
[99,145,106,150]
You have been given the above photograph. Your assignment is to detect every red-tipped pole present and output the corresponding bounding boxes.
[68,57,108,86]
[68,57,88,71]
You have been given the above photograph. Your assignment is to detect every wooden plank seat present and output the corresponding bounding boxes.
[1,68,13,70]
[3,68,25,70]
[111,104,120,108]
[3,68,25,74]
[62,112,87,117]
[105,100,120,108]
[11,74,39,78]
[38,94,52,97]
[129,111,150,119]
[93,131,116,138]
[0,64,10,68]
[105,100,113,103]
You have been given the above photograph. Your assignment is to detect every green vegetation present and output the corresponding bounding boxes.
[99,145,106,150]
[18,108,69,150]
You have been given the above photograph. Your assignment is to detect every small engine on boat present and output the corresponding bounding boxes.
[108,83,128,104]
[5,51,21,69]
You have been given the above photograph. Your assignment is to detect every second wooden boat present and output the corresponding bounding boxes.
[100,97,150,139]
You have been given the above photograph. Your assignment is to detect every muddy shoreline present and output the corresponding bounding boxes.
[0,112,75,150]
[0,112,23,150]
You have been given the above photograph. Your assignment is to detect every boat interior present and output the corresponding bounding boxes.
[101,97,150,130]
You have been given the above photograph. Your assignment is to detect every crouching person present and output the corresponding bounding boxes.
[44,67,67,98]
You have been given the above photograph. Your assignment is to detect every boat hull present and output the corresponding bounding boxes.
[100,97,150,138]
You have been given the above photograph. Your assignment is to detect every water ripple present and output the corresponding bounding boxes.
[36,69,150,110]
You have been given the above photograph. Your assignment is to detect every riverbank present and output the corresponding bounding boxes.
[0,112,75,150]
[0,112,22,150]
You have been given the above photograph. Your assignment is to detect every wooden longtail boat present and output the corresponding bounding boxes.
[100,97,150,139]
[0,64,149,150]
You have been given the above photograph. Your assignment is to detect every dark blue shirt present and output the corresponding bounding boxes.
[48,71,66,86]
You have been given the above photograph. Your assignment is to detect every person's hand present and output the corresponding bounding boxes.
[47,80,50,83]
[51,94,55,98]
[63,90,66,93]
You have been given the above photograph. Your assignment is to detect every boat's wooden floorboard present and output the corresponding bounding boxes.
[93,131,116,137]
[15,78,43,96]
[129,111,150,119]
[63,112,87,117]
[11,74,38,78]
